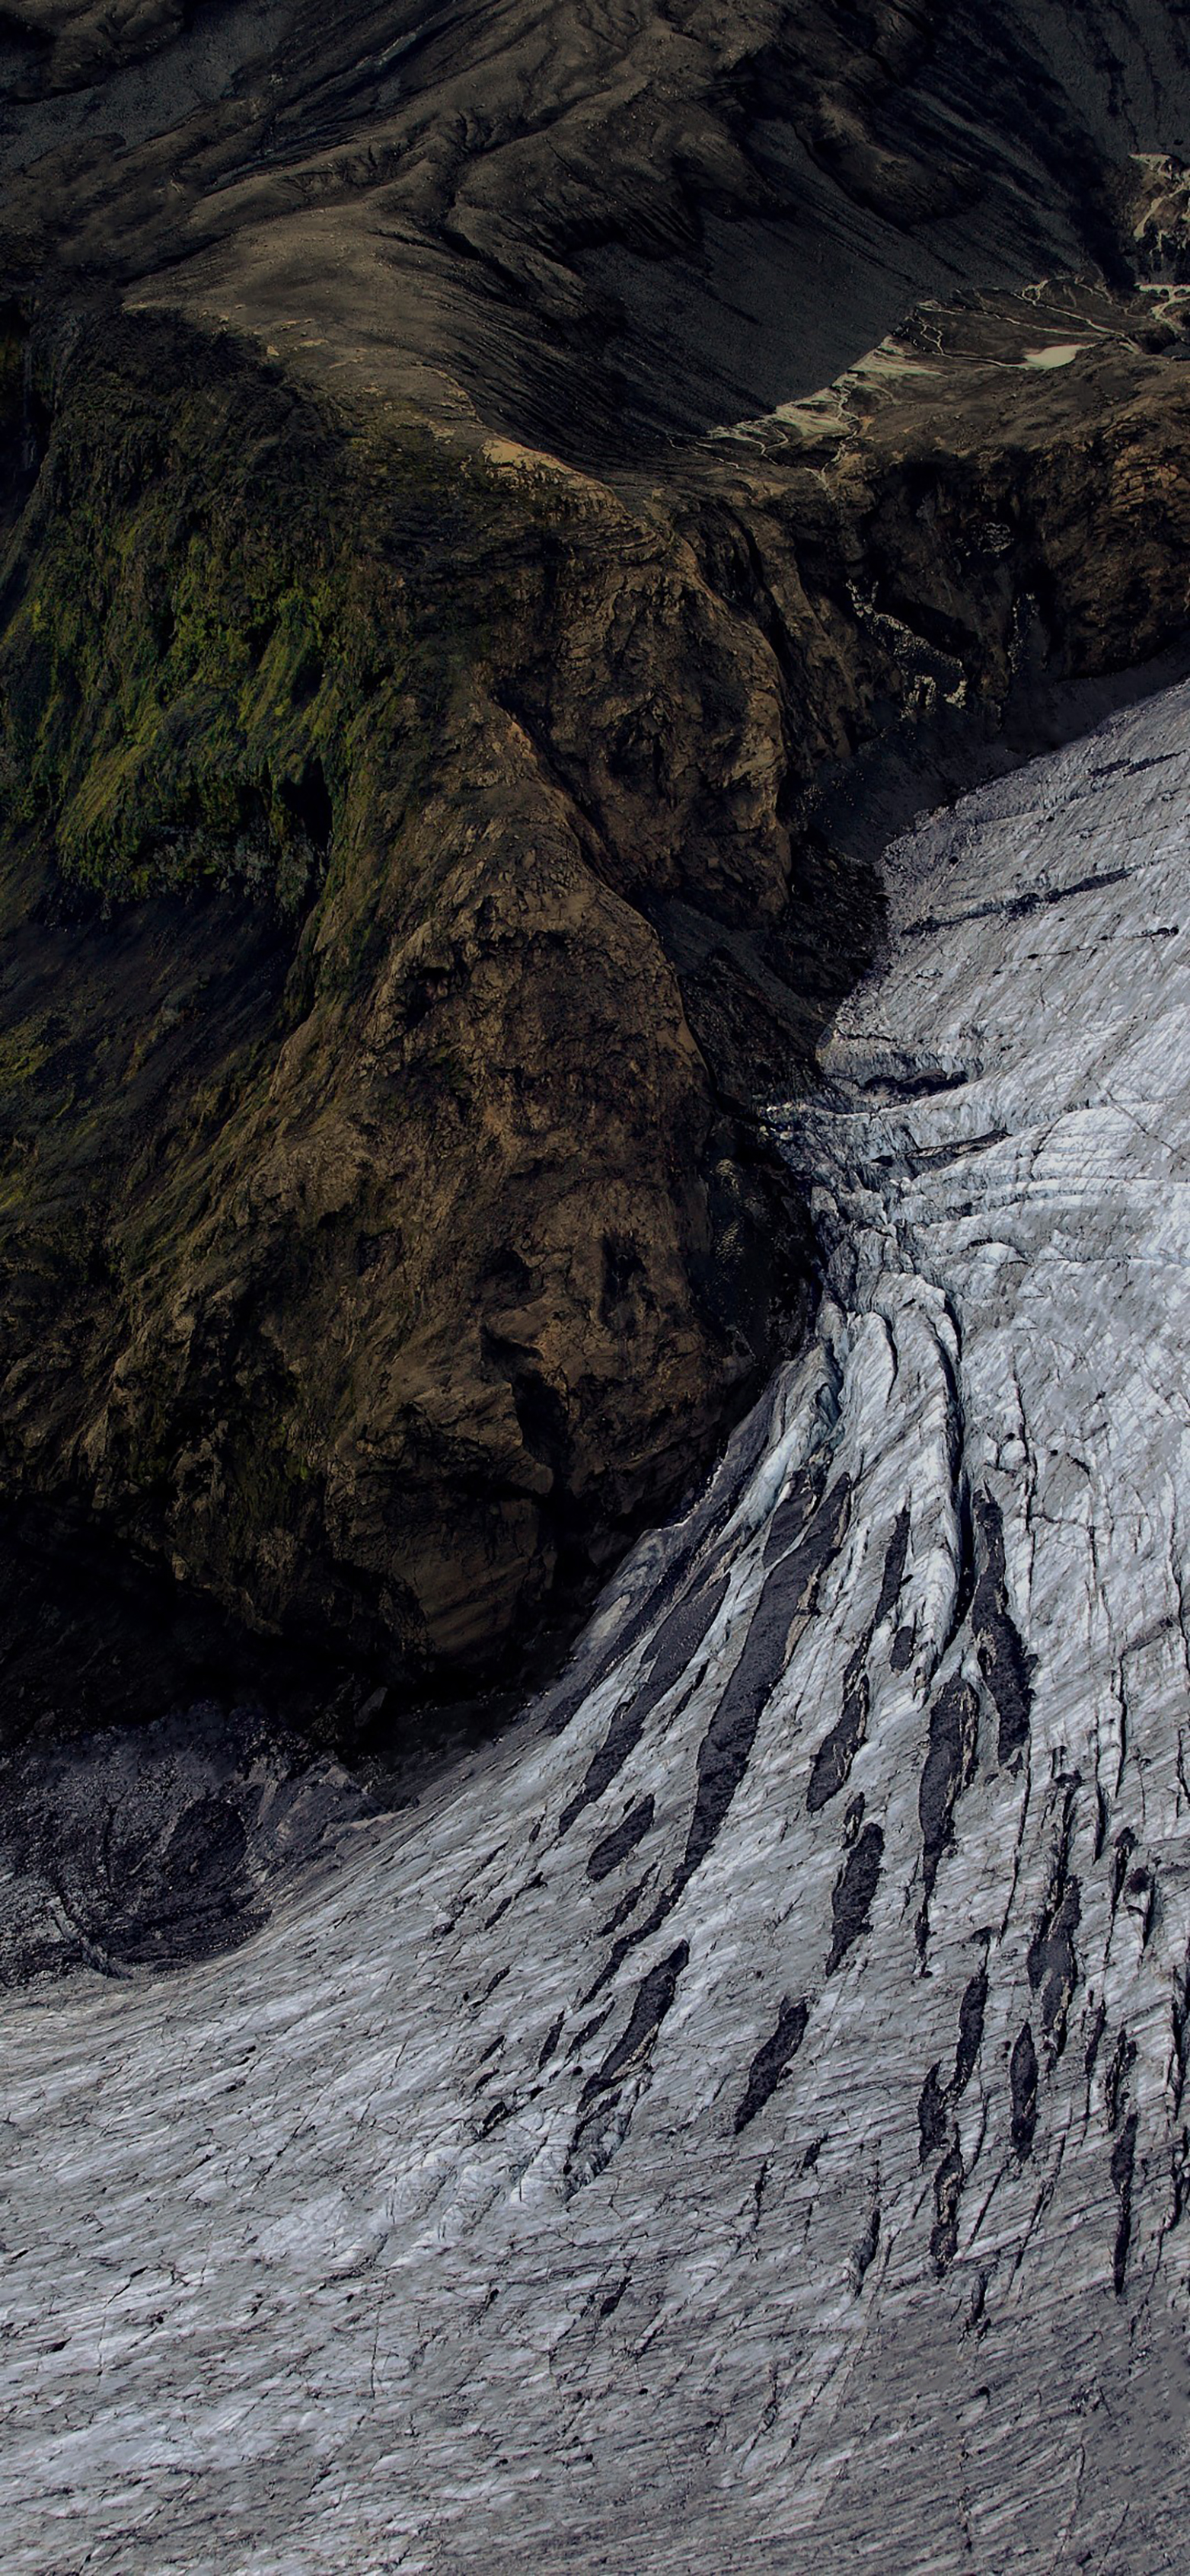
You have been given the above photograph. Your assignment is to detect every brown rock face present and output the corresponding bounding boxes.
[0,4,1188,1731]
[0,313,818,1714]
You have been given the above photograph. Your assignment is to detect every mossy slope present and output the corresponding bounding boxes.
[0,309,809,1709]
[0,276,1187,1729]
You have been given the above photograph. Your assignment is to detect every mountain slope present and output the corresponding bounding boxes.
[0,5,1187,1718]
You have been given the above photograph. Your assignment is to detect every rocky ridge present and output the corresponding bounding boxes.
[0,5,1187,1723]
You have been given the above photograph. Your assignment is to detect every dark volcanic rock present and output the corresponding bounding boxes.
[0,4,1186,1725]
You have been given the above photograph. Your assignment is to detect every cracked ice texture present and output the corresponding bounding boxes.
[5,685,1190,2571]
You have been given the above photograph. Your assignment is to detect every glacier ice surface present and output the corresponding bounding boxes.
[4,683,1190,2571]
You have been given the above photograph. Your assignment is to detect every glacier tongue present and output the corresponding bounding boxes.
[4,685,1190,2571]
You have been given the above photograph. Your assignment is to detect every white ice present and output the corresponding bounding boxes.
[4,682,1190,2573]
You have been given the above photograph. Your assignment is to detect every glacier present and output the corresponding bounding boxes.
[3,681,1190,2571]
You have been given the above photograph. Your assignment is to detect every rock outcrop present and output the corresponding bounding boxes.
[0,3,1188,1722]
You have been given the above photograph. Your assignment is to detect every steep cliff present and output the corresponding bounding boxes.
[0,3,1188,1727]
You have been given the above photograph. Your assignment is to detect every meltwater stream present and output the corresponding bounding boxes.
[4,684,1190,2573]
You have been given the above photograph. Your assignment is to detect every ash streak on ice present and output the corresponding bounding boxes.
[4,686,1190,2572]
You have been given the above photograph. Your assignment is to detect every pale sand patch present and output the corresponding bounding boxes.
[1022,341,1086,369]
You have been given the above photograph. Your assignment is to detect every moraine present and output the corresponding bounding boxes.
[3,682,1190,2573]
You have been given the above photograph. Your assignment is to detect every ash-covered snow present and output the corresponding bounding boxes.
[4,683,1190,2572]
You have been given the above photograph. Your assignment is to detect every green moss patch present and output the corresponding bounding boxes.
[0,312,524,921]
